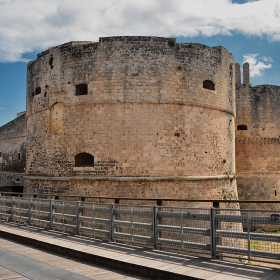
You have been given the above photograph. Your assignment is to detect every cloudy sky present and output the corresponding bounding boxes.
[0,0,280,126]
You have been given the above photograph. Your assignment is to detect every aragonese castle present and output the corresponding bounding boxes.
[0,36,279,210]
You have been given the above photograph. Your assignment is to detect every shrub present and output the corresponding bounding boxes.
[168,37,176,46]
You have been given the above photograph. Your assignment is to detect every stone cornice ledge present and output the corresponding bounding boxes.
[0,172,25,175]
[24,175,233,182]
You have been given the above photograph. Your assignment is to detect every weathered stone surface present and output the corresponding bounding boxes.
[243,62,250,86]
[236,83,280,210]
[0,113,26,190]
[24,36,238,202]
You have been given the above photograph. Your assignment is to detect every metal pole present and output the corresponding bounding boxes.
[110,203,115,242]
[210,207,216,258]
[247,211,251,260]
[153,205,158,249]
[62,202,65,231]
[19,197,22,222]
[28,197,32,225]
[10,196,15,221]
[180,209,183,250]
[92,203,95,237]
[50,199,54,229]
[76,201,81,235]
[130,206,133,243]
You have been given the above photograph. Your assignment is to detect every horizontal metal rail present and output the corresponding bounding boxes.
[217,230,280,242]
[113,220,152,229]
[158,238,211,251]
[216,214,280,225]
[157,211,210,221]
[114,232,152,242]
[216,246,280,259]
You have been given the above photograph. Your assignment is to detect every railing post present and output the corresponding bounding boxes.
[0,195,2,219]
[153,205,158,249]
[10,196,15,221]
[50,199,54,230]
[110,203,115,242]
[76,201,82,235]
[247,211,251,260]
[210,207,216,258]
[130,206,134,243]
[180,209,184,250]
[27,197,32,225]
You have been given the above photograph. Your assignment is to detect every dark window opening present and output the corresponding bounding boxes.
[213,201,219,208]
[237,124,248,130]
[18,153,21,161]
[275,190,277,196]
[35,87,41,95]
[11,186,23,193]
[75,84,88,96]
[75,153,94,167]
[203,80,215,90]
[0,152,1,157]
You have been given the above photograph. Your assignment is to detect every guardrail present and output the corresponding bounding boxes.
[0,196,279,265]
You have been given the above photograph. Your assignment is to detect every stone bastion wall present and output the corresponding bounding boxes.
[236,83,280,210]
[25,36,238,204]
[0,113,26,190]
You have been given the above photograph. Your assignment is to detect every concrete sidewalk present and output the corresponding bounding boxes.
[0,221,279,280]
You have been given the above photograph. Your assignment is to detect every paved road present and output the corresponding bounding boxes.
[0,238,146,280]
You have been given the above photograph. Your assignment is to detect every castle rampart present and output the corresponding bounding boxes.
[0,113,26,191]
[24,36,238,203]
[236,67,280,209]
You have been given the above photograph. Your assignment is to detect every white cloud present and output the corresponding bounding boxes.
[262,56,274,63]
[0,0,280,62]
[243,54,272,77]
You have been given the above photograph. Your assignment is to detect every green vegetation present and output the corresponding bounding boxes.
[230,173,237,182]
[177,65,184,70]
[49,55,54,69]
[168,37,176,46]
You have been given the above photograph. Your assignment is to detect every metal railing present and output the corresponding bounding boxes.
[0,196,279,265]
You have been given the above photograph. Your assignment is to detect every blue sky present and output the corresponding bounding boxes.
[0,0,280,126]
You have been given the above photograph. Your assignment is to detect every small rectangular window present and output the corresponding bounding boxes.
[18,153,21,161]
[0,152,1,157]
[237,124,248,130]
[75,84,88,96]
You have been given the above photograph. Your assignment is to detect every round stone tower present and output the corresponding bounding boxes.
[25,36,237,204]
